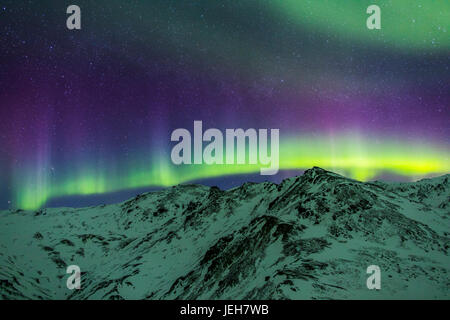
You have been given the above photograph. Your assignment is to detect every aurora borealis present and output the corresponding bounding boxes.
[1,1,449,210]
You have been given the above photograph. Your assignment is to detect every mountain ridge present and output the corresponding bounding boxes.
[0,167,448,299]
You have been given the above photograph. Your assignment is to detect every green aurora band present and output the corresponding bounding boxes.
[13,134,450,210]
[273,0,450,51]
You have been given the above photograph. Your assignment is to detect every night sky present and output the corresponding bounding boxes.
[1,1,449,210]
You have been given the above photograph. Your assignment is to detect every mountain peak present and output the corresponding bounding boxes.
[304,166,327,175]
[301,166,343,181]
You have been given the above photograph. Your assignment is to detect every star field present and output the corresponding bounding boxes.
[0,1,449,209]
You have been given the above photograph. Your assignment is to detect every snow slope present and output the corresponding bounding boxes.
[0,167,448,299]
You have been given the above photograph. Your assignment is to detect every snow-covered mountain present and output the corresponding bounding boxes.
[0,167,448,299]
